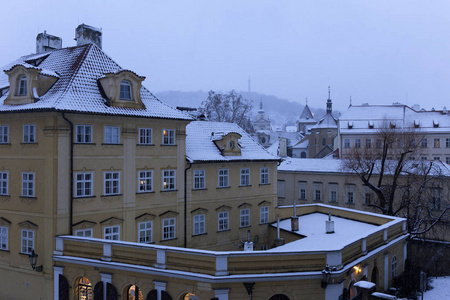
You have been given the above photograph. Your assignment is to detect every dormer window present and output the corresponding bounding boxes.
[18,75,27,95]
[120,80,132,100]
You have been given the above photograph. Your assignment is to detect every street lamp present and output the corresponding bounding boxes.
[28,249,43,272]
[321,265,336,288]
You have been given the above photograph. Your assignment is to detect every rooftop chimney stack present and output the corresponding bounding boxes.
[36,31,62,54]
[75,24,102,49]
[326,210,335,234]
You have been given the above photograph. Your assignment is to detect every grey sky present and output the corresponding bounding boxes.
[1,0,449,112]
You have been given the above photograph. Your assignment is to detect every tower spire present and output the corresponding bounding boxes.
[328,86,331,100]
[326,86,332,114]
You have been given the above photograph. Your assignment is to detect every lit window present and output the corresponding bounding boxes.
[138,221,152,244]
[240,168,250,186]
[218,169,229,188]
[329,183,338,202]
[218,211,229,231]
[18,75,27,95]
[0,126,9,144]
[22,172,35,197]
[240,208,250,227]
[391,255,397,278]
[75,172,93,197]
[277,180,285,198]
[0,226,8,250]
[162,170,176,191]
[162,218,175,240]
[21,229,34,254]
[260,167,269,185]
[127,285,144,300]
[434,138,440,148]
[138,170,153,192]
[162,129,175,145]
[75,229,92,237]
[0,172,8,196]
[139,128,152,145]
[104,171,120,195]
[75,277,92,300]
[260,206,269,224]
[76,125,92,143]
[299,181,307,200]
[344,139,350,148]
[23,124,35,143]
[104,126,120,144]
[346,185,355,204]
[104,225,120,240]
[193,214,205,235]
[120,80,132,100]
[193,170,205,190]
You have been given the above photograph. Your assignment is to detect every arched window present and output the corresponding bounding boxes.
[371,266,378,286]
[183,293,198,300]
[120,80,132,100]
[127,285,144,300]
[75,277,93,300]
[391,255,397,278]
[269,295,290,300]
[300,151,307,158]
[18,75,27,96]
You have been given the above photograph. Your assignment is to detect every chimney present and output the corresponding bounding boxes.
[36,31,62,54]
[244,230,253,251]
[75,24,102,49]
[326,210,334,234]
[291,216,299,231]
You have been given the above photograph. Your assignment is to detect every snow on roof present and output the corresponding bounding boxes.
[314,112,337,129]
[0,44,192,120]
[292,139,309,149]
[298,104,316,122]
[266,140,279,156]
[186,121,280,162]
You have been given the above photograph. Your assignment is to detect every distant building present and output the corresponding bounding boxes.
[254,99,272,132]
[296,101,317,135]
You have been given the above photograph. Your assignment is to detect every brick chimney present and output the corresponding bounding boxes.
[36,31,62,54]
[75,24,102,49]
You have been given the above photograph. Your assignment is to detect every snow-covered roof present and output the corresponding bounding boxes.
[298,104,316,122]
[0,44,192,120]
[186,121,280,162]
[292,139,309,149]
[314,112,337,129]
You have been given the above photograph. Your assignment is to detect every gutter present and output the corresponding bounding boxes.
[184,161,192,248]
[61,113,74,235]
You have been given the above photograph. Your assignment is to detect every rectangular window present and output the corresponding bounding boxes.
[21,229,34,254]
[138,221,152,243]
[76,125,92,143]
[446,157,450,164]
[260,206,269,224]
[446,138,450,148]
[240,168,250,186]
[0,172,8,195]
[23,124,35,143]
[277,180,285,198]
[218,211,229,231]
[434,157,441,161]
[365,139,371,148]
[218,169,229,188]
[75,172,93,197]
[162,218,175,240]
[364,188,372,205]
[22,172,35,197]
[104,225,120,240]
[299,181,307,200]
[314,182,322,201]
[0,125,9,144]
[104,126,120,144]
[346,185,355,204]
[0,226,8,250]
[421,138,428,148]
[344,139,350,148]
[260,167,269,185]
[431,188,441,210]
[162,170,176,191]
[434,138,440,148]
[104,171,120,195]
[162,129,175,145]
[193,214,205,235]
[329,183,338,203]
[355,139,361,148]
[138,170,153,192]
[139,128,153,145]
[375,139,382,149]
[75,229,92,237]
[240,208,250,227]
[193,170,205,190]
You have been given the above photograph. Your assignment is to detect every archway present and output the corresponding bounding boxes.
[300,151,307,158]
[74,277,93,300]
[182,293,198,300]
[147,290,172,300]
[371,266,379,287]
[127,285,144,300]
[269,294,290,300]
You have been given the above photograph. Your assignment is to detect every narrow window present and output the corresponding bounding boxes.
[162,170,176,191]
[240,208,250,227]
[75,172,93,197]
[193,170,205,190]
[139,128,153,145]
[21,229,34,254]
[22,172,35,197]
[119,80,132,100]
[432,188,441,210]
[76,125,92,143]
[218,211,229,231]
[260,206,269,224]
[376,139,382,149]
[277,180,285,198]
[193,214,205,235]
[0,172,8,195]
[0,126,9,144]
[365,139,371,148]
[18,75,27,95]
[329,183,338,203]
[421,138,428,148]
[218,169,229,188]
[138,221,152,243]
[240,168,250,186]
[104,126,120,144]
[162,129,175,145]
[364,188,372,205]
[260,167,269,185]
[104,171,120,195]
[346,184,355,204]
[23,124,36,143]
[162,218,175,240]
[446,138,450,148]
[74,229,93,237]
[299,181,307,200]
[314,182,322,201]
[104,225,120,240]
[344,139,350,148]
[0,226,8,250]
[434,138,440,148]
[355,139,361,148]
[391,255,397,278]
[138,170,153,192]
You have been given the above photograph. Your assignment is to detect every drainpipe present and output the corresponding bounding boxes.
[184,161,192,248]
[61,113,74,235]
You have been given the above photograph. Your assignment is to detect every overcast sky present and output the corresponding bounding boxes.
[1,0,449,112]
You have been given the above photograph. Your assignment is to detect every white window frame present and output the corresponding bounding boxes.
[314,182,322,201]
[355,139,361,148]
[76,125,92,143]
[218,169,229,188]
[138,128,153,145]
[329,183,338,203]
[138,221,153,244]
[260,206,269,224]
[104,225,120,240]
[162,218,175,240]
[218,211,229,231]
[299,181,307,200]
[104,171,120,195]
[22,172,35,197]
[391,255,397,278]
[446,138,450,148]
[138,170,153,192]
[74,228,93,237]
[277,180,285,198]
[75,172,93,197]
[193,214,205,235]
[18,75,27,95]
[260,167,269,185]
[0,172,8,196]
[0,125,9,144]
[104,126,120,144]
[240,168,250,186]
[21,229,34,254]
[162,129,175,145]
[365,138,371,148]
[0,226,8,250]
[344,139,350,148]
[120,80,132,100]
[240,208,250,227]
[193,170,205,190]
[346,185,355,204]
[23,124,35,143]
[162,170,176,191]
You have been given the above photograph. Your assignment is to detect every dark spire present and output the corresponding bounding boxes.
[327,86,332,114]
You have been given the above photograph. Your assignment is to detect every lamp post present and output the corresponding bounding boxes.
[28,249,43,272]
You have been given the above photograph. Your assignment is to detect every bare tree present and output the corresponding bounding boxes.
[200,90,254,133]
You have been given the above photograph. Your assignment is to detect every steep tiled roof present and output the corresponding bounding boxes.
[186,121,280,162]
[298,104,316,123]
[0,44,192,120]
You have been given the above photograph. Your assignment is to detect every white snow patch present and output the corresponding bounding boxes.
[423,276,450,300]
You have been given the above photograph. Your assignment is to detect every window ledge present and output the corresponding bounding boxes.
[160,238,177,242]
[0,249,10,253]
[192,232,207,237]
[101,194,122,198]
[137,191,154,195]
[160,190,178,193]
[19,252,32,256]
[259,183,271,186]
[345,202,355,205]
[239,185,252,188]
[192,188,207,191]
[160,144,177,147]
[217,229,230,233]
[239,225,251,229]
[101,143,123,146]
[20,196,37,199]
[74,143,96,146]
[74,195,96,199]
[20,142,38,145]
[217,186,230,189]
[137,144,155,146]
[278,197,285,199]
[0,143,11,146]
[259,222,268,225]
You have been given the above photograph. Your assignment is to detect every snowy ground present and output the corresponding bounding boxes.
[422,276,450,300]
